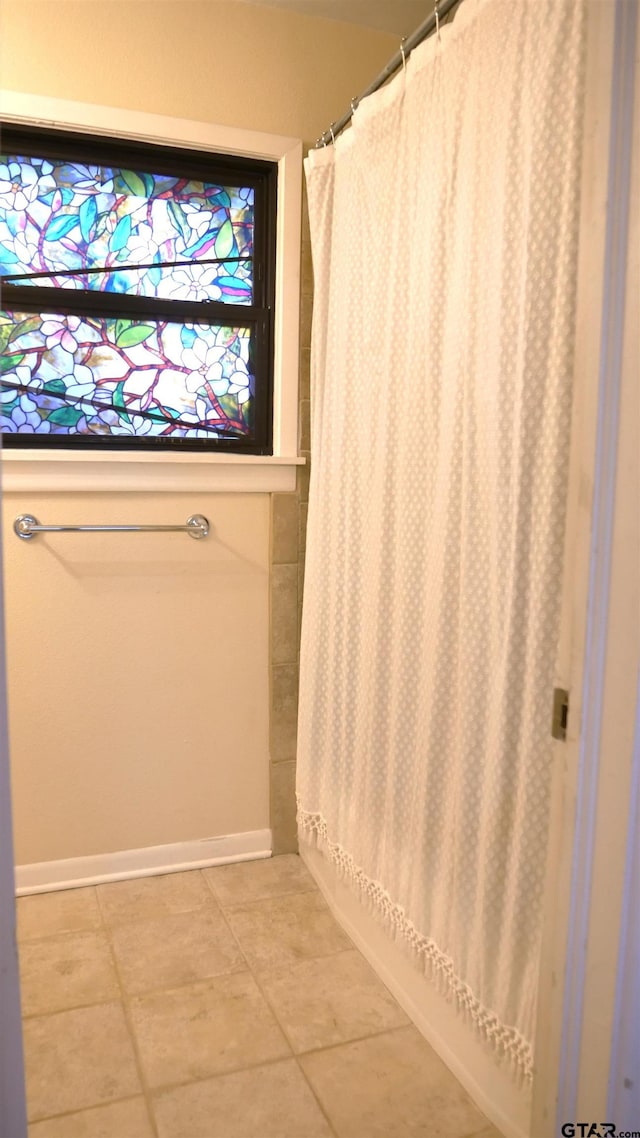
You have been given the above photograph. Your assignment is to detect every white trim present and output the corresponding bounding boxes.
[608,675,640,1127]
[300,843,530,1138]
[556,0,638,1128]
[0,454,27,1132]
[0,91,303,491]
[14,828,272,894]
[1,450,304,493]
[530,2,619,1130]
[0,91,300,162]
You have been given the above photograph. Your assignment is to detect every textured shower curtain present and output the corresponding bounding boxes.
[297,0,586,1084]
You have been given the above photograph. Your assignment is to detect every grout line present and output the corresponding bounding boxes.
[460,1128,501,1138]
[207,884,319,911]
[94,871,279,1128]
[17,891,228,944]
[297,1020,415,1061]
[21,996,127,1022]
[19,965,252,1018]
[134,867,333,1131]
[291,1054,339,1138]
[27,1094,150,1129]
[15,884,103,946]
[85,879,224,930]
[200,857,319,912]
[199,864,224,905]
[294,1021,414,1061]
[151,1051,296,1097]
[245,951,339,1138]
[230,939,353,972]
[199,881,253,971]
[94,884,160,1138]
[146,1054,340,1138]
[26,1038,494,1137]
[17,924,107,947]
[21,866,455,1138]
[108,963,251,1003]
[147,1052,300,1102]
[20,954,406,1041]
[90,903,220,931]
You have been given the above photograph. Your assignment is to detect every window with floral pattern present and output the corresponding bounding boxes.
[0,126,277,452]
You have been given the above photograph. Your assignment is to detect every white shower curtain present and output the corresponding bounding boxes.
[297,0,586,1084]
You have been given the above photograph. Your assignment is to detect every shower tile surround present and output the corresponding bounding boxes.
[18,857,502,1137]
[268,187,312,853]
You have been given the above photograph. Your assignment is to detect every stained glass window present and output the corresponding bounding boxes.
[0,311,252,439]
[0,127,276,451]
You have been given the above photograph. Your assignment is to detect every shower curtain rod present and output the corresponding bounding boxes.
[315,0,463,148]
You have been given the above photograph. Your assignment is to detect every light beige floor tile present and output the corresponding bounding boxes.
[28,1096,154,1138]
[261,948,409,1052]
[109,907,245,994]
[19,930,120,1017]
[152,1058,333,1138]
[17,888,101,942]
[204,854,316,907]
[23,1002,142,1122]
[98,870,214,926]
[467,1129,504,1138]
[130,970,291,1088]
[224,890,351,972]
[300,1025,490,1138]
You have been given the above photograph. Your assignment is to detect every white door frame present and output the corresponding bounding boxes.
[532,0,639,1132]
[0,485,27,1138]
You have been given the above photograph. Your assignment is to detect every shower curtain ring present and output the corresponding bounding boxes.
[330,123,335,145]
[434,1,441,41]
[400,37,407,71]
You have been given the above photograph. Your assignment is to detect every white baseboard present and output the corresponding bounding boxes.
[300,842,531,1138]
[15,829,272,895]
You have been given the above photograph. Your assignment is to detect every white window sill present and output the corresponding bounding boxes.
[0,450,305,493]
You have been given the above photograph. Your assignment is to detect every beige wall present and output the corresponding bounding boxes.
[3,492,271,863]
[0,1,396,864]
[0,0,396,146]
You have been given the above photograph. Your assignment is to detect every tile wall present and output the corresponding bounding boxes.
[269,188,313,853]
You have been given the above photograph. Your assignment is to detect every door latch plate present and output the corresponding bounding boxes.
[552,688,569,741]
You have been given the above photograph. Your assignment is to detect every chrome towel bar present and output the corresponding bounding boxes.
[13,514,209,541]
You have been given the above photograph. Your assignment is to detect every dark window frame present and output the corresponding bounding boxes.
[0,124,278,455]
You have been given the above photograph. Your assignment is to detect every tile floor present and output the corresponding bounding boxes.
[17,855,503,1138]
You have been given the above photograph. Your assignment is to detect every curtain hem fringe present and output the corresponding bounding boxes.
[297,801,533,1088]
